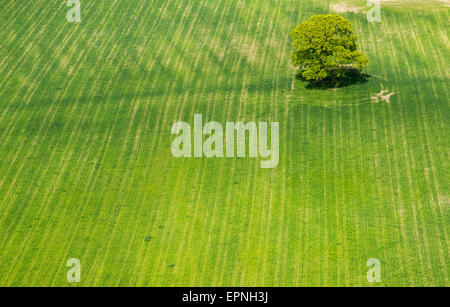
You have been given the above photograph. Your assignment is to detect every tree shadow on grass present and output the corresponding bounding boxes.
[296,69,371,90]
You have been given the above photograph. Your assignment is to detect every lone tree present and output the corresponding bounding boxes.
[290,15,369,88]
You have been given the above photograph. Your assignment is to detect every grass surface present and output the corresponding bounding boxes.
[0,0,448,286]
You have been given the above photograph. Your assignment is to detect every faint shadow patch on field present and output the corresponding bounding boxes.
[42,74,293,110]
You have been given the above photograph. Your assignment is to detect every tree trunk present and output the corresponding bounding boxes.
[333,78,338,90]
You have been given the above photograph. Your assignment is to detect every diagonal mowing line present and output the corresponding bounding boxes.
[198,0,253,286]
[238,0,277,286]
[126,2,187,285]
[406,12,449,282]
[135,2,215,286]
[0,0,67,101]
[7,0,137,285]
[0,2,67,132]
[168,0,233,287]
[36,0,158,288]
[173,1,245,286]
[215,0,284,284]
[75,0,171,286]
[362,25,394,288]
[57,1,168,286]
[0,0,100,237]
[394,12,442,285]
[231,0,271,286]
[0,1,100,188]
[257,2,286,286]
[0,0,104,227]
[272,3,293,286]
[0,0,47,39]
[381,30,416,287]
[0,0,123,286]
[107,0,189,285]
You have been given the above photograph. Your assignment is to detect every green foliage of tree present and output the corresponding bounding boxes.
[290,15,369,86]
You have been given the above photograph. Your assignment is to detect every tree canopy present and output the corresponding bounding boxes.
[290,15,369,86]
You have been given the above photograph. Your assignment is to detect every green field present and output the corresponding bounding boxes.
[0,0,448,286]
